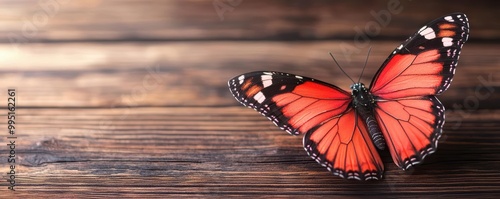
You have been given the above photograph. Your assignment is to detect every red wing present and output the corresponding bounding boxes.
[369,13,469,170]
[228,71,351,135]
[370,13,469,99]
[304,109,384,180]
[374,97,444,169]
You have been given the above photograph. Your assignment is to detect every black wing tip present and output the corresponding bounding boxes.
[434,13,470,94]
[227,77,244,103]
[227,72,304,136]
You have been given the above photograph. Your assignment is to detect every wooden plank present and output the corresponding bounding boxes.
[1,107,499,197]
[1,1,499,197]
[0,0,498,43]
[0,42,499,108]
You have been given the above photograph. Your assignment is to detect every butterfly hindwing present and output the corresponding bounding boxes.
[370,13,469,169]
[304,109,384,180]
[374,96,445,169]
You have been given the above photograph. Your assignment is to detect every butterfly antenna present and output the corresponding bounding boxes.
[358,47,371,83]
[329,52,355,84]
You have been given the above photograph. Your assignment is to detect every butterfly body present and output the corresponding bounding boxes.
[229,13,469,180]
[350,83,386,150]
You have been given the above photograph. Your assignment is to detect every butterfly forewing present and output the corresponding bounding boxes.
[370,13,469,98]
[229,71,351,135]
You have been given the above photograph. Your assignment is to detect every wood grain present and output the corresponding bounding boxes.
[0,42,499,108]
[2,107,500,197]
[1,0,499,198]
[0,0,498,42]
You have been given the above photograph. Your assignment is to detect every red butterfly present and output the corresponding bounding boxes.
[228,13,469,180]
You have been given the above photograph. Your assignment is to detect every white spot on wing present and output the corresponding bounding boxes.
[261,75,273,88]
[397,44,403,50]
[262,80,272,88]
[254,91,266,103]
[420,27,436,40]
[238,75,245,84]
[444,16,454,22]
[261,75,272,81]
[295,75,303,79]
[442,37,453,47]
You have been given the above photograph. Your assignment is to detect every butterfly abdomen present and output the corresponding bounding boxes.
[361,112,386,150]
[351,83,386,150]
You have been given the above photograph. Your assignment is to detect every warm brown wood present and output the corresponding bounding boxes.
[0,41,499,197]
[0,0,498,42]
[1,107,500,197]
[0,42,499,108]
[1,0,499,198]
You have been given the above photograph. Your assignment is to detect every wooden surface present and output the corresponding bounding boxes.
[1,0,500,198]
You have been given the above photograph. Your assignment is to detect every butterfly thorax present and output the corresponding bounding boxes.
[350,83,373,107]
[350,83,386,150]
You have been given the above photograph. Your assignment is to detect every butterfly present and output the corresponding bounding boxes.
[228,13,469,180]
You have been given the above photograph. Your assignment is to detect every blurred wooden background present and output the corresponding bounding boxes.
[0,0,499,197]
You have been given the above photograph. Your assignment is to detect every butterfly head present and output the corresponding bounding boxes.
[350,83,367,95]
